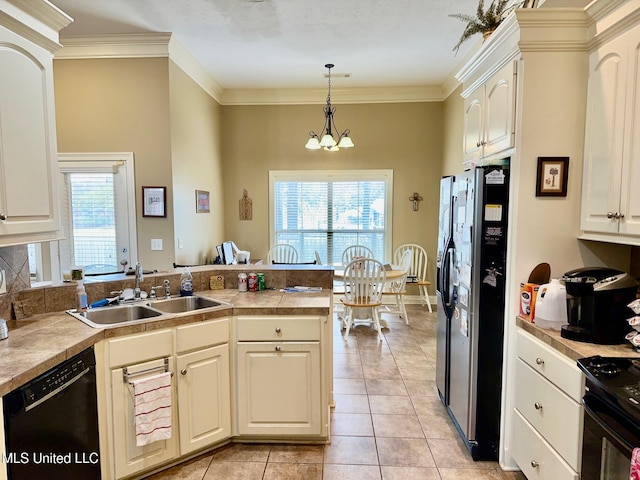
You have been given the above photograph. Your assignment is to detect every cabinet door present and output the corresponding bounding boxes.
[0,26,60,242]
[177,344,231,455]
[236,342,321,436]
[110,359,178,479]
[483,61,516,157]
[580,33,628,234]
[619,26,640,237]
[463,89,484,162]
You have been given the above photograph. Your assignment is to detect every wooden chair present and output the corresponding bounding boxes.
[382,248,412,324]
[341,245,375,266]
[393,243,432,312]
[267,244,298,264]
[340,258,387,340]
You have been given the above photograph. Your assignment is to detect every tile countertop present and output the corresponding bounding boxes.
[516,316,640,362]
[0,288,331,397]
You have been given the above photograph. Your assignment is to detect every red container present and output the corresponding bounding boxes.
[248,272,258,292]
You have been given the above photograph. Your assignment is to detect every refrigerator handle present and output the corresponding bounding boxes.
[443,246,454,308]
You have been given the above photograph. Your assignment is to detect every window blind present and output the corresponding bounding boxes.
[270,170,392,264]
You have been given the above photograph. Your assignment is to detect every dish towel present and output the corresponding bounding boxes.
[631,447,640,480]
[132,371,172,447]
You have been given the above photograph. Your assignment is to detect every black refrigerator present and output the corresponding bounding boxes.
[435,164,509,461]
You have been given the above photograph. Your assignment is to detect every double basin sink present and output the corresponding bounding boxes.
[67,295,230,328]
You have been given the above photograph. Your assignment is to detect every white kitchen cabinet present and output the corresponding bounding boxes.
[580,23,640,243]
[175,319,231,455]
[462,61,517,164]
[235,316,322,436]
[512,329,584,478]
[0,1,70,245]
[106,329,177,480]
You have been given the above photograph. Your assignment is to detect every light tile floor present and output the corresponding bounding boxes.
[144,305,526,480]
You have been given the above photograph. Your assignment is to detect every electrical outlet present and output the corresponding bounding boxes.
[0,269,6,294]
[178,238,184,249]
[151,239,163,251]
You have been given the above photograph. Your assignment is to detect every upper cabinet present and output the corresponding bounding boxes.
[580,22,640,244]
[463,61,517,164]
[0,1,71,246]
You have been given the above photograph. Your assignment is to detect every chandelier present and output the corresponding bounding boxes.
[305,64,355,151]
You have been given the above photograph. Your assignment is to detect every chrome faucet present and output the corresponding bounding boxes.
[134,262,144,300]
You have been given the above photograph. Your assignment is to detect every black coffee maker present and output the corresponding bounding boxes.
[560,267,638,344]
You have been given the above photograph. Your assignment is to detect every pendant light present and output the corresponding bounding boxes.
[305,64,354,151]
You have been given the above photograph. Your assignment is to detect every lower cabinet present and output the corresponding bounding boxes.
[106,329,178,480]
[512,329,584,479]
[235,315,323,437]
[176,343,230,454]
[102,319,231,479]
[236,342,321,436]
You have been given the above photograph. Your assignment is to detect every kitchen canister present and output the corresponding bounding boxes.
[533,278,568,330]
[238,272,248,292]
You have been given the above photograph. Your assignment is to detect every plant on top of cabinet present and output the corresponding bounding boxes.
[449,0,524,54]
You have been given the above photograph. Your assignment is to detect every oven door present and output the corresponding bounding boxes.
[582,393,640,480]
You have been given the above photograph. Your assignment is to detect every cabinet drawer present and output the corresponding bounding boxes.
[511,409,578,480]
[516,329,584,401]
[515,358,583,469]
[236,316,320,341]
[107,329,173,368]
[176,318,229,353]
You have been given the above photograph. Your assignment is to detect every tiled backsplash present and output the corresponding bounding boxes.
[0,245,31,320]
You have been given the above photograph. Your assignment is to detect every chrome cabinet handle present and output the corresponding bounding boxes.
[275,327,281,334]
[181,369,187,375]
[535,357,544,365]
[476,141,481,147]
[617,212,625,219]
[275,345,282,352]
[607,212,615,219]
[0,213,6,221]
[534,402,543,410]
[531,460,539,468]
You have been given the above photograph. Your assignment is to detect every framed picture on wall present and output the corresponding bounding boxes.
[536,157,569,197]
[196,190,210,213]
[142,186,166,217]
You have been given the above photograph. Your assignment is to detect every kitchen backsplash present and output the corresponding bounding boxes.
[0,245,31,320]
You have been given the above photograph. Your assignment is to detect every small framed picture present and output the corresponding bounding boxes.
[536,157,569,197]
[142,186,166,217]
[196,190,210,213]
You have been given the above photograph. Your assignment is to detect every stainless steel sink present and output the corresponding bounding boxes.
[67,295,229,328]
[67,303,163,328]
[148,295,225,313]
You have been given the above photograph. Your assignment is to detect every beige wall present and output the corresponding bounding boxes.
[168,61,225,266]
[54,58,175,270]
[54,58,226,271]
[221,102,443,283]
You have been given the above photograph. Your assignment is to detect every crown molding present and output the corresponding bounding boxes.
[0,0,72,52]
[56,33,448,105]
[220,85,444,105]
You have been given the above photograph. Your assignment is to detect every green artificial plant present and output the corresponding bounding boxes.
[449,0,522,55]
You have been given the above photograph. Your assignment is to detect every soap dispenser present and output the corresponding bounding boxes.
[180,267,193,296]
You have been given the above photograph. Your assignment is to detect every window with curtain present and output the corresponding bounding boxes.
[269,170,393,264]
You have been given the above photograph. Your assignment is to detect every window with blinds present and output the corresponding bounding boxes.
[269,170,393,264]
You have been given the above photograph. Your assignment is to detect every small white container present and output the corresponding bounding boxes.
[534,279,568,330]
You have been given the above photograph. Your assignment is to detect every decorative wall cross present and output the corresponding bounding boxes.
[409,192,423,211]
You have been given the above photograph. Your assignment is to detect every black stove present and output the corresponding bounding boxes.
[577,355,640,424]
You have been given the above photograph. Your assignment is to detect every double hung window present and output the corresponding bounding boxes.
[269,170,393,264]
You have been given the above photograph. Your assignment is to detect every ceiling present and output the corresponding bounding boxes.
[48,0,486,94]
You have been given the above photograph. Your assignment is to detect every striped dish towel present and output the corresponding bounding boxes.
[132,371,172,447]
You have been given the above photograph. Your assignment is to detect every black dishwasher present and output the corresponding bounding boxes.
[3,346,101,479]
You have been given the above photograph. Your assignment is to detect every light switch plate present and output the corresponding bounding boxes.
[0,270,6,294]
[151,239,163,251]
